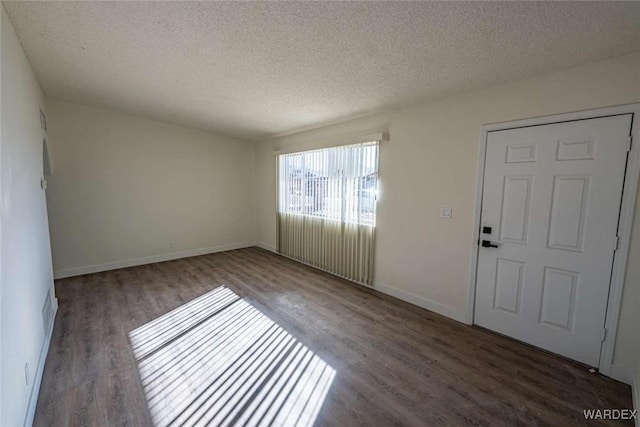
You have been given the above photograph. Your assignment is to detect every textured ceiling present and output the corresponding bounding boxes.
[4,1,640,141]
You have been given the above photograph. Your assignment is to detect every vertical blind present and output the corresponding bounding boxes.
[277,141,379,285]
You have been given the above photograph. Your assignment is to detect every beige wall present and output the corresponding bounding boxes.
[1,5,56,426]
[45,98,255,277]
[637,361,640,415]
[616,185,640,384]
[620,200,640,403]
[255,53,640,377]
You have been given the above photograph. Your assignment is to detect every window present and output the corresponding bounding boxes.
[278,142,379,226]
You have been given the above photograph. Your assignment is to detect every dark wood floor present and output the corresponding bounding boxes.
[34,247,632,426]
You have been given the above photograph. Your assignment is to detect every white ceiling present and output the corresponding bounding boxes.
[4,1,640,141]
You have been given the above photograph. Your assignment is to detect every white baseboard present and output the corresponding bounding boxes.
[256,245,468,324]
[53,242,254,279]
[23,301,58,427]
[255,241,277,253]
[374,281,467,323]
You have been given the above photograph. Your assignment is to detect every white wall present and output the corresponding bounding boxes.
[45,98,256,277]
[1,5,56,426]
[255,53,640,378]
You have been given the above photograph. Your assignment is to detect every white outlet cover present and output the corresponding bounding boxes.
[440,207,452,219]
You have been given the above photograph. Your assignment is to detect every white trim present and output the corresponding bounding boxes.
[466,125,489,325]
[467,103,640,379]
[53,242,254,279]
[600,107,640,378]
[255,241,277,253]
[375,282,467,323]
[23,302,58,427]
[271,132,388,156]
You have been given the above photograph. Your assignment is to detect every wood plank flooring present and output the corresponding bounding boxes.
[34,247,632,426]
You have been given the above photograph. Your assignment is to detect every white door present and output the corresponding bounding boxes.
[474,114,632,367]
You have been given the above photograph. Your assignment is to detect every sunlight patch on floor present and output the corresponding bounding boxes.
[128,286,336,427]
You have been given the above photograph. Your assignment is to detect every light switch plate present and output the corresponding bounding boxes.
[439,207,452,219]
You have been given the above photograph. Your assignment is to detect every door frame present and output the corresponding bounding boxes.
[466,103,640,383]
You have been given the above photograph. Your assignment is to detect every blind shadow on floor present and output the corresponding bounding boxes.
[128,286,336,427]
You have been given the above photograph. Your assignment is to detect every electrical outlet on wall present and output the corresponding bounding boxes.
[25,363,30,386]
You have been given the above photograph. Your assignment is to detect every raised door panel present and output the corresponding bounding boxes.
[506,144,536,163]
[499,176,533,245]
[493,258,524,315]
[539,267,578,331]
[548,175,590,252]
[556,137,595,161]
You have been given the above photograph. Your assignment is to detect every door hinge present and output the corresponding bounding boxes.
[613,235,619,251]
[601,328,607,342]
[40,178,47,190]
[628,136,633,152]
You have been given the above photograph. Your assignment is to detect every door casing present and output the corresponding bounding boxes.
[466,104,640,384]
